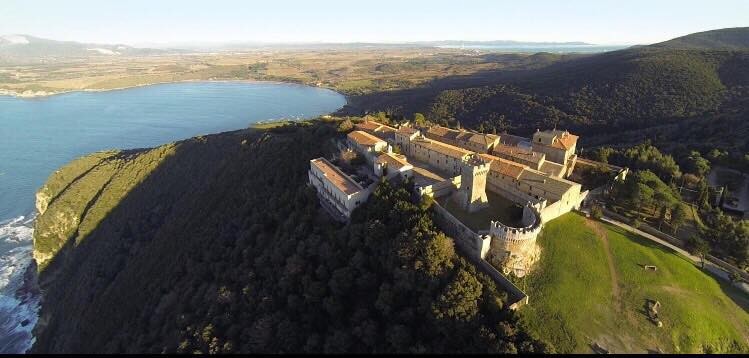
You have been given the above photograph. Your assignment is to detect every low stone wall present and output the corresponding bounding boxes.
[477,259,529,310]
[432,201,485,258]
[538,190,588,223]
[431,200,529,309]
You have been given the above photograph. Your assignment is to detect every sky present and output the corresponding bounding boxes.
[1,0,747,46]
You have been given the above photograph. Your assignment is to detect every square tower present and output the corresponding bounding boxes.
[454,154,490,213]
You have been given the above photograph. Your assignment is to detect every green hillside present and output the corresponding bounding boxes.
[426,47,747,135]
[652,27,749,50]
[519,213,749,353]
[31,120,548,354]
[342,28,749,158]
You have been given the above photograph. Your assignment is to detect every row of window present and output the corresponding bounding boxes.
[310,172,351,210]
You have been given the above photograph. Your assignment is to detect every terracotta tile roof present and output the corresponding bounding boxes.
[414,137,472,160]
[426,125,452,138]
[427,125,498,148]
[348,130,386,147]
[355,120,397,133]
[554,131,578,150]
[379,125,397,133]
[537,130,579,151]
[518,168,579,197]
[492,143,544,164]
[463,132,499,147]
[310,158,363,195]
[355,121,381,132]
[483,148,581,200]
[539,160,565,177]
[479,153,527,179]
[397,126,420,135]
[376,152,411,170]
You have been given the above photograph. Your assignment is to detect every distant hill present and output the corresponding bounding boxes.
[651,27,749,50]
[0,34,177,63]
[152,39,595,52]
[417,40,593,47]
[343,27,749,158]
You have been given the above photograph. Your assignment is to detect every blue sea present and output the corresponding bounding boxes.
[0,81,346,353]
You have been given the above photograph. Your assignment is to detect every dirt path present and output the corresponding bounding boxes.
[585,218,622,307]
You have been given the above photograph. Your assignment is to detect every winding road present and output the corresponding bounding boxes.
[581,209,749,295]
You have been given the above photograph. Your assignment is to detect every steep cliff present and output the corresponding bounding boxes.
[31,121,545,354]
[33,147,176,272]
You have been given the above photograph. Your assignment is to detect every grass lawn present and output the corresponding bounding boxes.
[251,120,296,129]
[518,212,749,353]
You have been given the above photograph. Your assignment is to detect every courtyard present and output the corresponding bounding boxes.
[436,190,524,232]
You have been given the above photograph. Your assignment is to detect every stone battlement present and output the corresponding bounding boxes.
[462,153,490,169]
[487,203,543,277]
[490,203,542,241]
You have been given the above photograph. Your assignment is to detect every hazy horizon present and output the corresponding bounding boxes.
[0,34,628,48]
[2,0,747,47]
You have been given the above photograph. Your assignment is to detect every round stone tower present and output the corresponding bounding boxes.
[488,203,543,277]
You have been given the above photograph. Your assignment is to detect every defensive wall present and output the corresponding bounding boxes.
[431,200,529,309]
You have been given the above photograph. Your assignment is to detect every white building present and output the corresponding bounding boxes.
[347,130,388,163]
[308,157,370,220]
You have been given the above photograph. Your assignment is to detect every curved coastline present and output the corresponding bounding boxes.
[0,80,347,353]
[0,78,344,100]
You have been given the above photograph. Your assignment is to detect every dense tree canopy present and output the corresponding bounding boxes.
[32,121,549,354]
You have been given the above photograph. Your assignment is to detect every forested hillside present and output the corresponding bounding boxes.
[652,27,749,50]
[341,28,749,160]
[31,121,547,354]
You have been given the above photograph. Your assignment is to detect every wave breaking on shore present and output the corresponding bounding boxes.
[0,215,40,354]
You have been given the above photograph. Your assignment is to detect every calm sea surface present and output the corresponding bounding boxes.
[0,81,346,353]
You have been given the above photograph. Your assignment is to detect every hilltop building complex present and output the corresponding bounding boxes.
[309,119,588,277]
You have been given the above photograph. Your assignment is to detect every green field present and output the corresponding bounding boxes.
[518,213,749,354]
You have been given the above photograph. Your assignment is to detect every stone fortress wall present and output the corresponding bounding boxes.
[392,126,587,277]
[312,120,594,306]
[431,198,529,309]
[485,203,544,277]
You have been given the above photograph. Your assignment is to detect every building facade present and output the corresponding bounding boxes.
[347,130,388,163]
[308,157,370,220]
[531,129,578,167]
[453,154,490,212]
[311,120,588,277]
[424,125,500,154]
